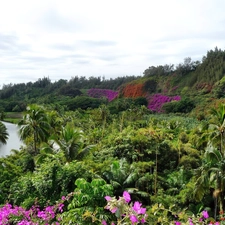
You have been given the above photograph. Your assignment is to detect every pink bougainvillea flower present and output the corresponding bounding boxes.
[123,191,131,203]
[102,220,107,225]
[132,201,146,214]
[141,217,146,223]
[110,207,118,213]
[105,204,117,214]
[58,203,64,212]
[174,221,181,225]
[188,218,194,225]
[130,215,138,223]
[105,196,111,201]
[202,210,209,219]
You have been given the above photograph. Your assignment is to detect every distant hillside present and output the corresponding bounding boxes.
[0,47,225,115]
[0,75,139,112]
[119,47,225,96]
[117,47,225,115]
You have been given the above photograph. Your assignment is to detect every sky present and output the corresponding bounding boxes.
[0,0,225,86]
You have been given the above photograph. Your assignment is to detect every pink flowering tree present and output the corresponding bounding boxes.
[147,94,181,113]
[0,198,67,224]
[0,192,223,224]
[103,191,148,224]
[87,89,118,102]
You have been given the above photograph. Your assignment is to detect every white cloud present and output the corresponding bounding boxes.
[0,0,225,85]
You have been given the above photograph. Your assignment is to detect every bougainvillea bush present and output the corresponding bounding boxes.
[87,89,118,102]
[147,94,181,112]
[0,201,64,224]
[0,193,221,224]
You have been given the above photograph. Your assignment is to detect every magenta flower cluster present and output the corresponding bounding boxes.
[147,94,181,112]
[0,200,65,224]
[0,192,219,224]
[104,191,147,224]
[87,88,118,102]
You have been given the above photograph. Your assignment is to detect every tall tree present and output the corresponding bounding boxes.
[194,145,225,218]
[195,104,225,218]
[206,103,225,157]
[18,104,51,155]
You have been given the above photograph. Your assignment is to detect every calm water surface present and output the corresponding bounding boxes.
[0,122,23,157]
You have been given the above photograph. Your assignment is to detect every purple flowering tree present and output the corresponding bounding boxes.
[87,88,118,102]
[147,94,181,113]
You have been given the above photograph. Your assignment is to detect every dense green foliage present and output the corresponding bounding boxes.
[1,47,225,223]
[0,102,220,223]
[0,75,139,113]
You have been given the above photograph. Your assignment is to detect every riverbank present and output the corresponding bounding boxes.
[4,112,22,124]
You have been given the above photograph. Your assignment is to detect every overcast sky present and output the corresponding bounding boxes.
[0,0,225,85]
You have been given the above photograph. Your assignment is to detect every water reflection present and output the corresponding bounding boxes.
[0,122,23,157]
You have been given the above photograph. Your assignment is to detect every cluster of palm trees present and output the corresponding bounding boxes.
[194,103,225,218]
[0,104,93,164]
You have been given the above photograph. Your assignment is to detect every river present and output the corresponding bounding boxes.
[0,122,23,157]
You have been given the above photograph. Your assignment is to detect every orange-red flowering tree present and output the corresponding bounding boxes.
[121,83,146,98]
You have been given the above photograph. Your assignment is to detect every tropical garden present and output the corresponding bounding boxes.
[1,47,225,224]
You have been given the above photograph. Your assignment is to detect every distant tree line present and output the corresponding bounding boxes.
[1,47,225,113]
[143,47,225,82]
[0,75,140,99]
[0,75,140,112]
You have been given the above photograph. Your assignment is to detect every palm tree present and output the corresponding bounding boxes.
[195,104,225,218]
[0,122,9,145]
[51,122,94,163]
[207,103,225,156]
[46,110,63,136]
[103,159,131,196]
[18,104,51,155]
[34,142,57,165]
[194,145,225,218]
[102,159,150,203]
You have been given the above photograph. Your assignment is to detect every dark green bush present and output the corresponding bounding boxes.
[64,96,105,110]
[162,98,195,113]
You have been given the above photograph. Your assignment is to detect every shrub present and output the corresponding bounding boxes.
[133,97,148,107]
[162,98,195,113]
[143,79,157,94]
[64,96,105,110]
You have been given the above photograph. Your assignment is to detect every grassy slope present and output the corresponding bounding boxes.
[4,112,22,124]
